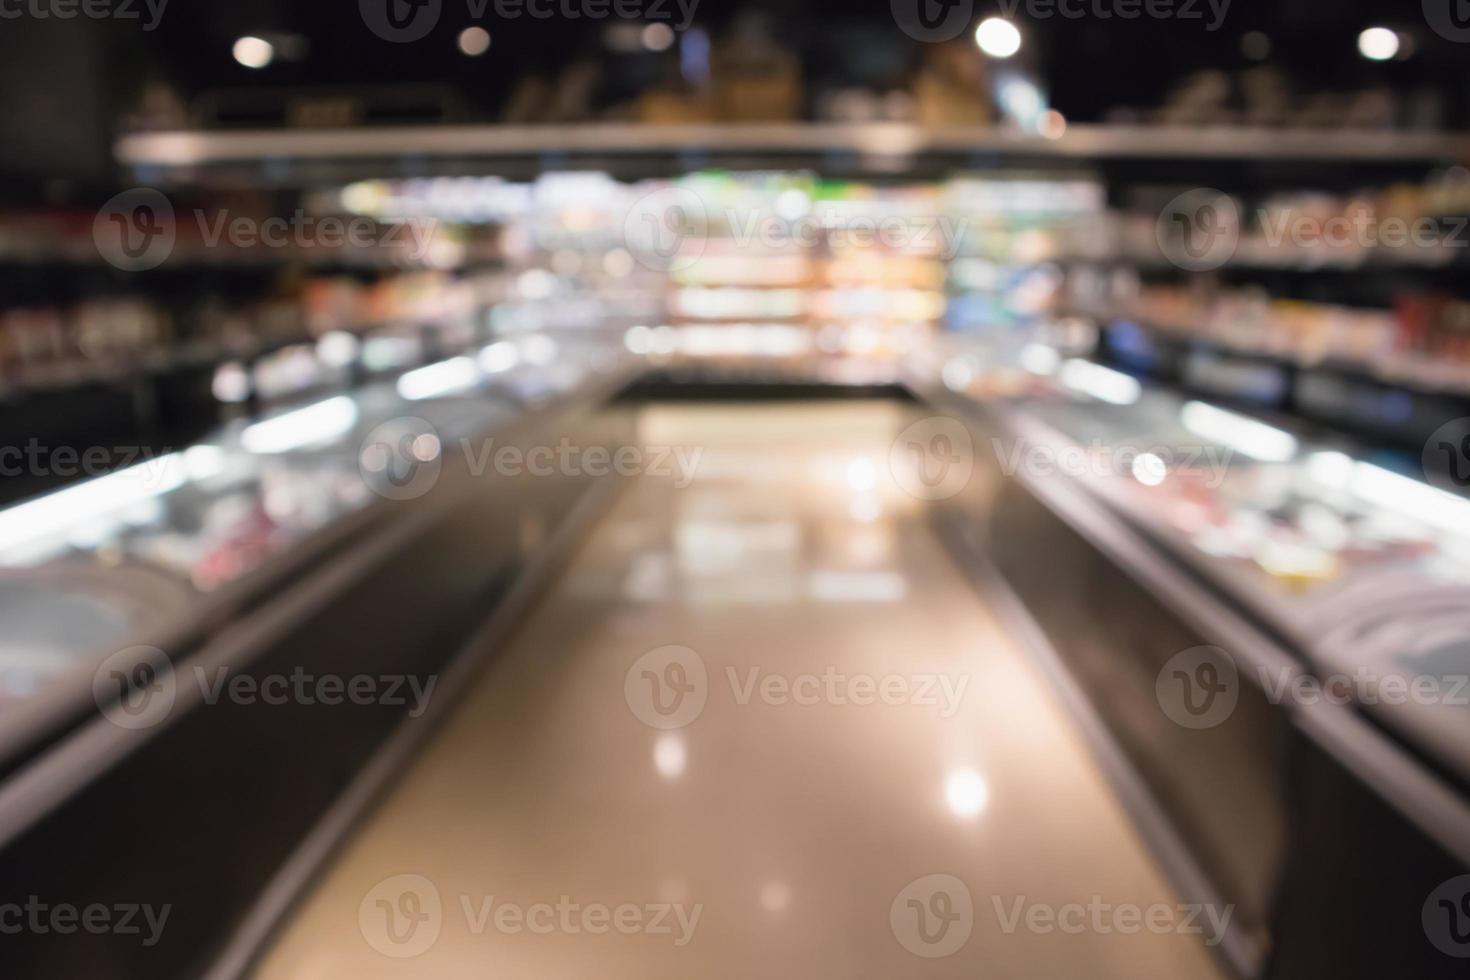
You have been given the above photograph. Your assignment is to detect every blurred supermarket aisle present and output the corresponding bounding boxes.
[253,402,1225,980]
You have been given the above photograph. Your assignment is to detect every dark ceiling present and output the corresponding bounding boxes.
[129,0,1470,123]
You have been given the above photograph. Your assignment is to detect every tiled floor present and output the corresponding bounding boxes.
[254,402,1226,979]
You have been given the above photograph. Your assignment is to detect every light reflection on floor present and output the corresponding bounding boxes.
[254,401,1224,980]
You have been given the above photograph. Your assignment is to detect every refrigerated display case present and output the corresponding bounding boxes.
[951,350,1470,781]
[0,332,640,977]
[913,339,1470,979]
[0,337,623,766]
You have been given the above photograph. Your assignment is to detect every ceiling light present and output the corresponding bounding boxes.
[975,18,1021,59]
[457,26,491,56]
[232,36,274,69]
[1357,27,1399,61]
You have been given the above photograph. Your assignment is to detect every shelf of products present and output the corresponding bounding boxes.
[0,270,474,398]
[1112,173,1470,271]
[0,203,478,272]
[1102,286,1470,397]
[932,338,1470,789]
[943,172,1102,345]
[0,334,618,711]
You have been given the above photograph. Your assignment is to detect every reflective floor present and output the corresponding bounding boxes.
[254,402,1225,979]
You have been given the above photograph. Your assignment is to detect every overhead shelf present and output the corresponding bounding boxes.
[115,123,1470,184]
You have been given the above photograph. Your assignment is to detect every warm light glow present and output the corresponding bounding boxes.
[945,768,990,819]
[846,458,878,492]
[517,269,556,300]
[942,358,976,391]
[674,324,811,358]
[774,188,811,221]
[603,248,635,278]
[0,449,222,559]
[1180,401,1298,463]
[232,36,275,69]
[1039,109,1067,140]
[806,570,907,603]
[1357,27,1399,61]
[623,325,653,355]
[1310,452,1470,538]
[1019,344,1060,376]
[519,334,558,366]
[457,26,492,56]
[1058,359,1141,405]
[212,362,251,403]
[642,22,675,51]
[849,495,881,523]
[396,357,481,401]
[654,733,687,779]
[241,397,358,454]
[410,433,442,463]
[1131,453,1168,486]
[759,881,791,912]
[975,18,1021,58]
[479,341,521,373]
[316,330,360,369]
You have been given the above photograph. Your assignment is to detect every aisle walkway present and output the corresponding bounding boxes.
[254,402,1225,980]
